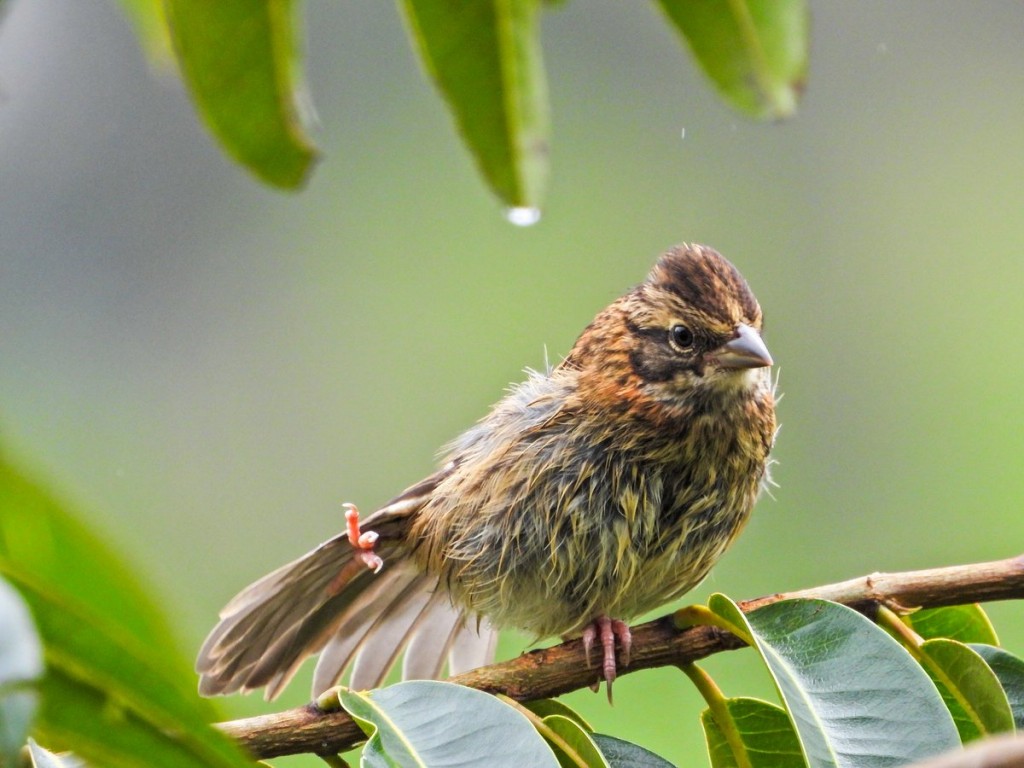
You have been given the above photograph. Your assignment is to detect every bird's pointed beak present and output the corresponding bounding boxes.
[715,324,773,369]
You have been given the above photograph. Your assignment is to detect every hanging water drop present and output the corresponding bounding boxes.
[505,207,541,227]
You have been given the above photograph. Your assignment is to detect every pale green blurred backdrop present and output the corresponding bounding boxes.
[2,1,1023,765]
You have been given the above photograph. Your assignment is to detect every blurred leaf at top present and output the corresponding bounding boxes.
[0,455,252,768]
[401,0,550,212]
[656,0,808,120]
[115,0,173,64]
[116,1,807,202]
[164,0,318,189]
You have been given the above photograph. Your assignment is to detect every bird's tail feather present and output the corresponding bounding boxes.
[196,502,497,700]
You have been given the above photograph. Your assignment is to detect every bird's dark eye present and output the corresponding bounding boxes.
[670,324,694,349]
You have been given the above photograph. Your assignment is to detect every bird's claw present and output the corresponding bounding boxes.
[344,503,384,573]
[582,616,631,703]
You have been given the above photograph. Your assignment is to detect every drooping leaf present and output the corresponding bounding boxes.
[906,605,998,645]
[701,697,804,768]
[971,644,1024,731]
[590,734,677,768]
[164,0,318,188]
[542,714,608,768]
[0,577,43,766]
[401,0,550,211]
[655,0,808,120]
[339,680,559,767]
[115,0,173,64]
[709,595,960,767]
[920,639,1014,742]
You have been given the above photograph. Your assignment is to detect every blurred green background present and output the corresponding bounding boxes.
[2,1,1023,765]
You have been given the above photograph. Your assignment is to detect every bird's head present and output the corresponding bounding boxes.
[567,244,773,421]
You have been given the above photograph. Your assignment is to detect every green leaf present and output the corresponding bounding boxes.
[709,595,960,767]
[0,577,43,767]
[655,0,808,120]
[524,699,593,731]
[542,714,608,768]
[920,639,1014,742]
[906,605,998,645]
[971,644,1024,731]
[362,735,399,768]
[114,0,173,65]
[701,697,804,768]
[8,569,253,768]
[339,680,560,767]
[0,458,179,660]
[590,734,677,768]
[401,0,550,210]
[164,0,318,189]
[0,458,252,768]
[36,667,240,768]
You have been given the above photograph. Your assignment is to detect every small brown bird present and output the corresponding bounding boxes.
[196,244,776,700]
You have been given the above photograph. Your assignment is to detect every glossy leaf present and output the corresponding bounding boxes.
[656,0,808,120]
[971,644,1024,731]
[339,680,560,767]
[590,734,677,768]
[543,714,608,768]
[360,735,395,768]
[401,0,550,210]
[709,595,960,767]
[920,639,1014,742]
[906,605,998,645]
[164,0,318,188]
[525,698,593,730]
[0,577,43,767]
[701,697,803,768]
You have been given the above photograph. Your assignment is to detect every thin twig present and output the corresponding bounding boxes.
[217,553,1024,759]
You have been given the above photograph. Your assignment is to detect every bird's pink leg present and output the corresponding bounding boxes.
[581,616,632,702]
[344,503,383,573]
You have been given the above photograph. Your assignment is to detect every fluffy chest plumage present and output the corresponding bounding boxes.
[410,368,776,637]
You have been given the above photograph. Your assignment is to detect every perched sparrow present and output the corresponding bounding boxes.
[197,244,776,700]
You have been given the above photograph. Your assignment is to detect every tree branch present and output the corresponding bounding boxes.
[217,553,1024,759]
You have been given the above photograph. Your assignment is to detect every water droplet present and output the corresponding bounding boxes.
[505,207,541,227]
[876,42,888,55]
[680,127,686,140]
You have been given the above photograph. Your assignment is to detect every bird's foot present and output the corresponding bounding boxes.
[581,616,631,702]
[344,503,383,573]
